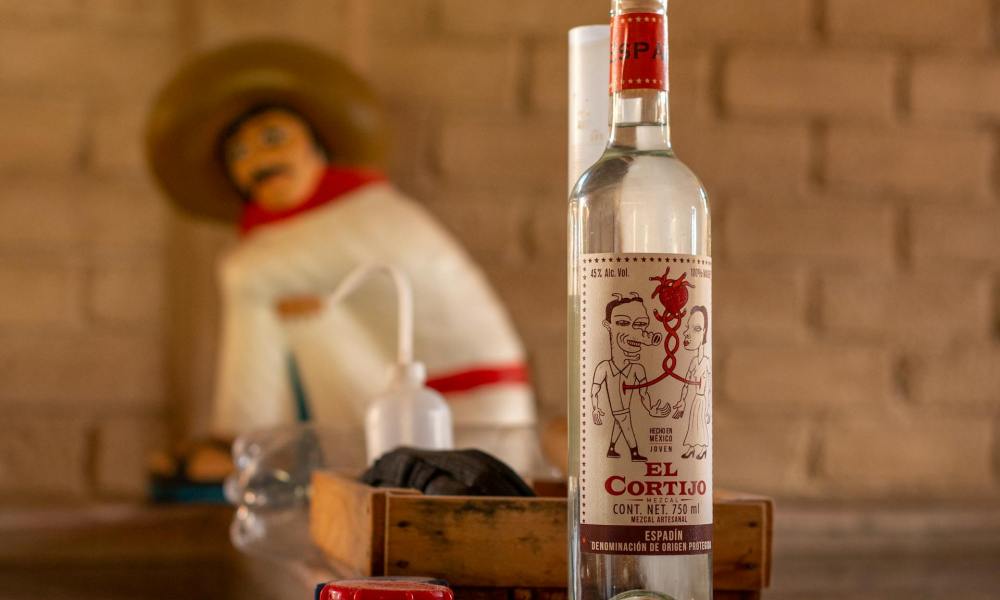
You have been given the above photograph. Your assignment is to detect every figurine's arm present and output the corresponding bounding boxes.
[217,210,372,307]
[219,245,349,305]
[211,223,366,434]
[212,218,364,432]
[212,279,295,435]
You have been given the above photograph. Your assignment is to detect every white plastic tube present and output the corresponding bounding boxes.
[326,264,453,464]
[568,24,611,193]
[326,263,414,367]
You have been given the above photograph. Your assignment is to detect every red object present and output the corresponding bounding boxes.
[650,267,693,318]
[610,12,667,93]
[427,363,530,396]
[320,580,453,600]
[240,166,385,236]
[626,267,698,390]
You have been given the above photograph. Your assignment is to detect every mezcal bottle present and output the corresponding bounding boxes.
[568,1,712,599]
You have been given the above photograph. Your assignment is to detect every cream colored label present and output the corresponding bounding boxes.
[578,253,712,556]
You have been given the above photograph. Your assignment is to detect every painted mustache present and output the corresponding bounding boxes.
[250,163,291,187]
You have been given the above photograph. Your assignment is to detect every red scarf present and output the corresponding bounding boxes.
[427,364,531,395]
[240,166,385,236]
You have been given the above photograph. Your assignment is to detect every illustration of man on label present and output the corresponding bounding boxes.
[592,293,672,462]
[672,306,711,460]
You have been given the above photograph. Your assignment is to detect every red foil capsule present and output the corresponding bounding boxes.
[610,12,668,93]
[319,580,454,600]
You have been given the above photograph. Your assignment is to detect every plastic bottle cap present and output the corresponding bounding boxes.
[395,361,427,386]
[320,580,453,600]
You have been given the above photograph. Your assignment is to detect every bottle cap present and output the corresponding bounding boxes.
[320,580,453,600]
[393,361,427,386]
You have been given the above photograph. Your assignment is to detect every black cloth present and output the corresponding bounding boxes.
[360,448,535,497]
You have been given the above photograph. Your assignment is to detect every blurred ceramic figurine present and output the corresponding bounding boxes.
[145,40,539,473]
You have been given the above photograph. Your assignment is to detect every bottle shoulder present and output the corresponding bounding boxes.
[570,151,709,212]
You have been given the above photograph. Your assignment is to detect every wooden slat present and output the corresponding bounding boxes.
[715,592,760,600]
[311,472,772,592]
[384,495,567,588]
[381,494,770,589]
[713,497,770,591]
[311,472,420,576]
[311,472,378,576]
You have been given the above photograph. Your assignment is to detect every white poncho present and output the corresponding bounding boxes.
[213,181,538,468]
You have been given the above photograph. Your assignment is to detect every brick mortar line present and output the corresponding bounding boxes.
[803,269,823,337]
[74,98,97,173]
[0,322,96,338]
[344,0,374,71]
[990,125,1000,202]
[808,120,827,188]
[83,423,100,500]
[0,249,98,273]
[811,0,828,40]
[896,204,912,270]
[426,0,445,36]
[515,37,536,115]
[0,401,165,418]
[163,332,193,446]
[79,261,106,329]
[174,0,200,54]
[994,416,1000,484]
[520,204,541,260]
[708,45,729,119]
[0,251,91,265]
[423,109,446,180]
[805,417,824,483]
[992,0,1000,50]
[895,51,913,119]
[893,355,913,406]
[710,200,727,263]
[993,275,1000,341]
[83,318,167,336]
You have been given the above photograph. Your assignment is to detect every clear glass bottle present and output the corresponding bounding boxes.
[568,1,712,599]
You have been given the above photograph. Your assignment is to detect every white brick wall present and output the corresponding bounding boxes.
[1,0,999,501]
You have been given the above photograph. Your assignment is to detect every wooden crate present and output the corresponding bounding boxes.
[310,472,772,600]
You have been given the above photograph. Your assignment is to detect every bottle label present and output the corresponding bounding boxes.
[578,253,712,556]
[610,12,668,93]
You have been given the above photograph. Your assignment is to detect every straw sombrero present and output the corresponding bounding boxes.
[145,39,387,222]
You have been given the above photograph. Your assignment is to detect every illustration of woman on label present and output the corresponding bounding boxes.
[673,306,711,459]
[592,293,672,462]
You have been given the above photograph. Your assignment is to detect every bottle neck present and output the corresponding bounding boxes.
[608,1,670,152]
[609,89,670,152]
